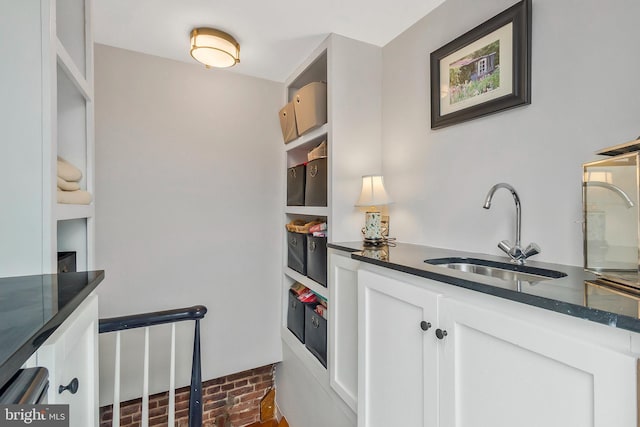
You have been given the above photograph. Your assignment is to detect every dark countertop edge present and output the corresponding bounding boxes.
[328,242,640,335]
[0,270,105,391]
[327,242,362,252]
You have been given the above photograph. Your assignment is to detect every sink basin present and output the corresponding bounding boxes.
[424,257,567,283]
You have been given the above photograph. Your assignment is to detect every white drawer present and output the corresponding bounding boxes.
[37,295,98,427]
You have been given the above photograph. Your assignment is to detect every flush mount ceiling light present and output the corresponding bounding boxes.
[190,28,240,68]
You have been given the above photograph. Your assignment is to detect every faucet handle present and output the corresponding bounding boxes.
[523,243,541,259]
[497,240,513,255]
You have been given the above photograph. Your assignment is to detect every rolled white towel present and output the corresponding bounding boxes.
[57,156,82,182]
[57,189,92,205]
[57,176,80,191]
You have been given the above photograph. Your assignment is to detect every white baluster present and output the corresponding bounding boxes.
[169,323,176,426]
[113,331,121,427]
[142,327,149,427]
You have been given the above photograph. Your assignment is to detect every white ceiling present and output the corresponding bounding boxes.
[93,0,444,82]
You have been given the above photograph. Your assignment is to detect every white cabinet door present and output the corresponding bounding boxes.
[358,269,440,427]
[38,295,98,427]
[438,297,637,427]
[329,251,359,412]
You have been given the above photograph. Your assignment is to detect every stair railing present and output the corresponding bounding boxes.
[99,305,207,427]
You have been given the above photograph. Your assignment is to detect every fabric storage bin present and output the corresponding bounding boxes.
[293,82,327,135]
[287,231,307,275]
[279,102,298,143]
[305,157,327,206]
[287,164,305,206]
[304,304,327,367]
[287,289,307,342]
[57,251,77,273]
[307,235,327,287]
[307,140,327,162]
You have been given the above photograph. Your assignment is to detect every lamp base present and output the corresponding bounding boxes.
[363,237,386,247]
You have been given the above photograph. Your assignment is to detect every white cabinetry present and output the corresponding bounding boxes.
[438,297,637,427]
[358,269,439,427]
[38,294,99,427]
[358,267,639,427]
[328,250,360,411]
[0,0,94,277]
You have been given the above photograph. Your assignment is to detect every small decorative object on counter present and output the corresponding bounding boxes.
[355,175,393,246]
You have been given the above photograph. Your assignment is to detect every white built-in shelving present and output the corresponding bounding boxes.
[277,34,383,424]
[51,0,95,272]
[0,0,94,276]
[281,42,330,372]
[0,0,95,276]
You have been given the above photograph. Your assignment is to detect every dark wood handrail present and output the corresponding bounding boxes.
[98,305,207,333]
[99,305,207,427]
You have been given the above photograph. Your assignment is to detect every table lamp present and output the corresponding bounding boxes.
[355,175,392,246]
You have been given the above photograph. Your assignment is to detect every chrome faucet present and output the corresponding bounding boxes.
[483,183,540,264]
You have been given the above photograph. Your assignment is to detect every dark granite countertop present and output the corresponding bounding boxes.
[328,242,640,334]
[0,271,105,390]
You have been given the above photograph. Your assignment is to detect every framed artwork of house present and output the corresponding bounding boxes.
[430,0,531,129]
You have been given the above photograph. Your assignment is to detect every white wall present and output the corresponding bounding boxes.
[382,0,640,266]
[94,44,283,403]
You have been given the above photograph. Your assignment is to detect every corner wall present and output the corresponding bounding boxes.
[381,0,640,266]
[94,44,283,403]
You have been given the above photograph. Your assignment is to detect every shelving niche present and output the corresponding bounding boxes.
[276,34,383,424]
[282,47,329,372]
[52,0,95,273]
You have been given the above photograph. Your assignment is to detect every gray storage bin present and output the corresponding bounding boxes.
[305,157,327,206]
[287,290,307,342]
[287,231,307,275]
[307,235,327,287]
[304,303,327,367]
[287,164,305,206]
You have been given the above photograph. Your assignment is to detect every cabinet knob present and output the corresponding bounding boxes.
[435,329,448,340]
[59,377,79,395]
[420,321,431,331]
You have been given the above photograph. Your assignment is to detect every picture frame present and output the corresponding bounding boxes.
[430,0,531,129]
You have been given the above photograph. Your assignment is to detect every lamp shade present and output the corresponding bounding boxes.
[190,28,240,68]
[355,175,392,207]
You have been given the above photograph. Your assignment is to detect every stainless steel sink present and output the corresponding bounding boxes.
[424,257,567,284]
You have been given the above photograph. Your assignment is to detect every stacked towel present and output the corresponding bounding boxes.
[57,157,92,205]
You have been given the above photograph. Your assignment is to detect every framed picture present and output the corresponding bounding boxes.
[430,0,531,129]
